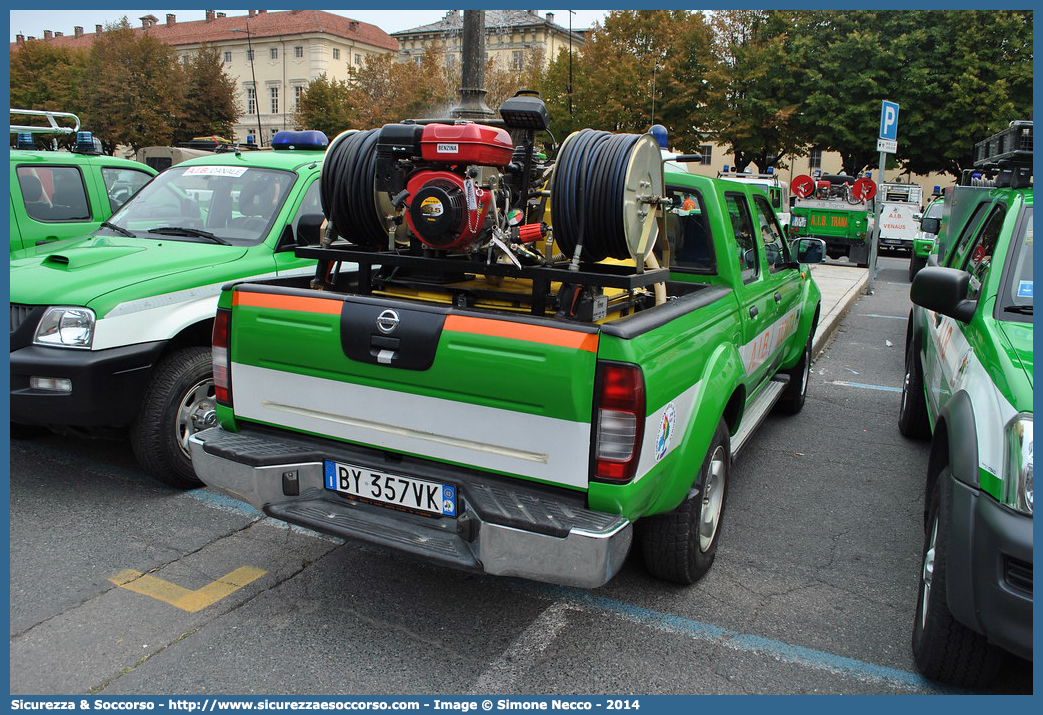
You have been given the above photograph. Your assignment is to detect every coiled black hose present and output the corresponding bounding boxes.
[320,128,386,248]
[551,129,643,263]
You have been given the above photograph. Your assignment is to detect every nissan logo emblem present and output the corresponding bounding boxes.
[376,309,400,334]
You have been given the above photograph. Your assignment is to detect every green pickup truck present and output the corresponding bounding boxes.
[10,130,327,488]
[10,109,157,253]
[899,121,1032,686]
[188,106,825,588]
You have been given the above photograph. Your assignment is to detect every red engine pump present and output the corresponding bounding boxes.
[378,122,514,250]
[405,170,492,250]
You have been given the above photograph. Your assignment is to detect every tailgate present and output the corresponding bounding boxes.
[226,284,600,490]
[803,209,866,238]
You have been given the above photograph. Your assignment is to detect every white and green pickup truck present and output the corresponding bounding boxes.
[899,121,1032,687]
[188,104,825,588]
[10,130,328,488]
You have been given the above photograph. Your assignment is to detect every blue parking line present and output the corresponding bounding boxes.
[831,380,903,393]
[529,584,959,693]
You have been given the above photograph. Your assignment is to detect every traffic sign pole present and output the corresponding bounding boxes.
[868,101,900,294]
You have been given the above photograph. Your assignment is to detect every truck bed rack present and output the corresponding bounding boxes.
[297,244,669,317]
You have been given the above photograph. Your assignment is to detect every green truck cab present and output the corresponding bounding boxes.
[10,110,157,253]
[788,173,875,266]
[899,121,1032,687]
[187,107,824,589]
[9,130,327,488]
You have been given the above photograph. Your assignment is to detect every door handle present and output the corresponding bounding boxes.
[774,292,782,303]
[749,306,759,318]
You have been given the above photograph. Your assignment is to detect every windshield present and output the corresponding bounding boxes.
[100,165,295,246]
[999,207,1032,323]
[924,199,944,219]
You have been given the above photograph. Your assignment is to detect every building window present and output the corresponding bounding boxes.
[246,49,254,61]
[270,86,279,114]
[245,86,256,116]
[270,47,278,60]
[809,149,822,171]
[294,86,304,112]
[332,48,340,60]
[224,51,232,63]
[699,145,713,165]
[512,50,523,70]
[294,45,303,58]
[355,53,361,65]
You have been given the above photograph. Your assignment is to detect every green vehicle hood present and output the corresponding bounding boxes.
[996,321,1033,394]
[10,234,248,309]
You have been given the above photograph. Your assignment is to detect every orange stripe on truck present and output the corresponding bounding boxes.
[233,291,342,315]
[444,314,598,352]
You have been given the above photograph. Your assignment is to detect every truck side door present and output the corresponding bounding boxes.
[12,164,94,250]
[724,190,778,392]
[922,201,1007,417]
[751,192,802,351]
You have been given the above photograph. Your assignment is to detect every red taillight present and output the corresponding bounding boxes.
[212,308,232,406]
[593,362,645,482]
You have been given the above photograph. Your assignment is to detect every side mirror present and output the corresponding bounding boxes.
[793,237,825,264]
[920,217,941,235]
[296,213,325,247]
[910,266,976,323]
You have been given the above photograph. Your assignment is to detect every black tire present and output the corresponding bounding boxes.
[898,337,931,439]
[909,256,926,282]
[640,419,730,584]
[776,335,812,414]
[912,472,1002,687]
[131,346,214,489]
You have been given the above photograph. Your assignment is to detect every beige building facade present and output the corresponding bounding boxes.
[393,10,585,72]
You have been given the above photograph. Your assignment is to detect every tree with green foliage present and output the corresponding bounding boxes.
[173,44,241,144]
[81,19,185,152]
[541,10,714,152]
[704,10,808,172]
[9,40,89,119]
[892,10,1033,178]
[294,74,354,139]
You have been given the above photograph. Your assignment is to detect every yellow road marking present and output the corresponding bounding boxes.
[109,567,267,612]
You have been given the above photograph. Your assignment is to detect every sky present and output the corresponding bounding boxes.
[8,8,610,42]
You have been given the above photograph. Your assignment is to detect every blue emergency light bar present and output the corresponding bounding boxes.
[271,130,329,151]
[16,132,34,150]
[73,131,101,155]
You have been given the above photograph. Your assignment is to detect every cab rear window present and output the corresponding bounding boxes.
[16,165,91,222]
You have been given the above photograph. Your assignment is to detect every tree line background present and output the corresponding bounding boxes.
[11,10,1032,179]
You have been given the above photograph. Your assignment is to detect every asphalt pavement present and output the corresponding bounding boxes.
[808,259,869,356]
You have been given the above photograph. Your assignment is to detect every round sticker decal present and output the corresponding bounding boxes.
[655,403,677,462]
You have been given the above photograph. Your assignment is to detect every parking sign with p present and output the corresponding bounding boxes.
[880,101,899,141]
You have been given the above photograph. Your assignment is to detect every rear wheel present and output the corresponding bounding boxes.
[776,335,812,414]
[640,419,730,584]
[912,472,1002,687]
[899,337,931,439]
[131,347,213,489]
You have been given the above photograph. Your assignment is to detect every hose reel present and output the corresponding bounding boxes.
[550,129,665,265]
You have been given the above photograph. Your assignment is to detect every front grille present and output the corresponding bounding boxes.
[1005,557,1033,595]
[11,304,34,333]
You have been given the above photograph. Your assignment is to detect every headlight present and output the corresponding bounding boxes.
[33,307,96,349]
[1003,414,1032,514]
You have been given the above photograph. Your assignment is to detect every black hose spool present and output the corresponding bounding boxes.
[320,128,387,249]
[551,129,661,263]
